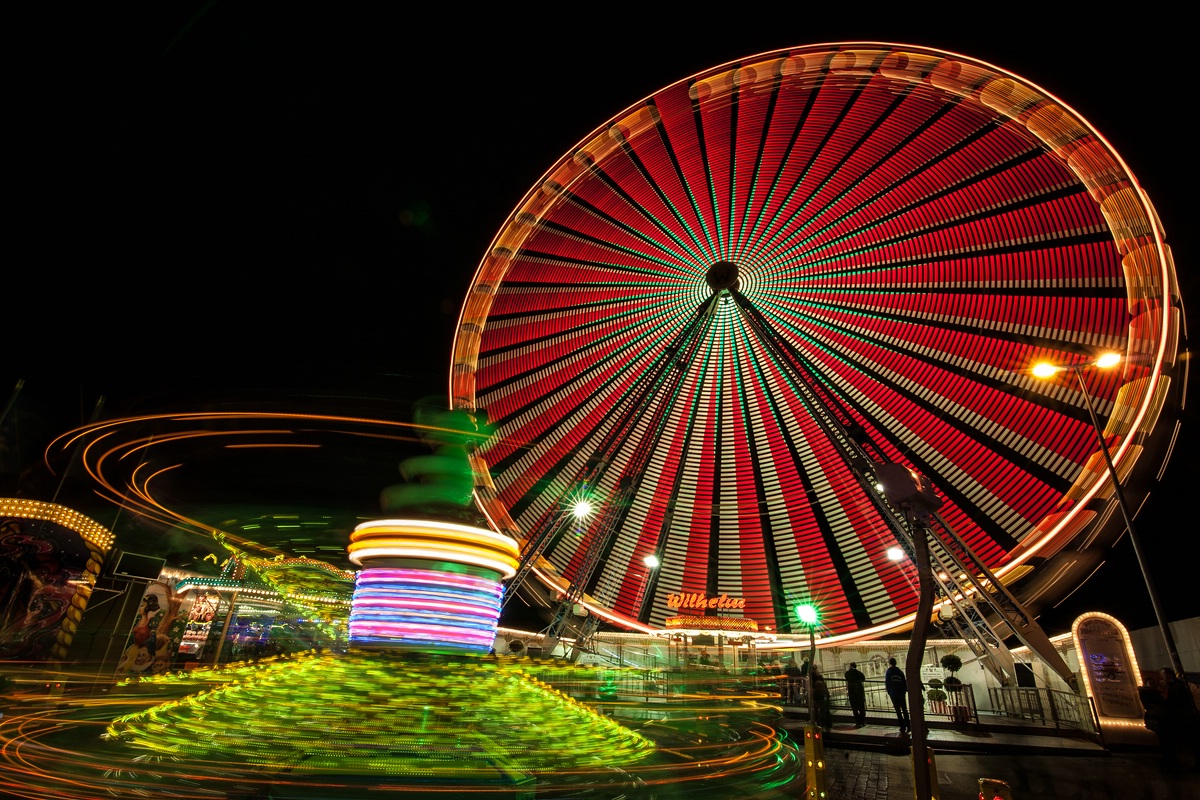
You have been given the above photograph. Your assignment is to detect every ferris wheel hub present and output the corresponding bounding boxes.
[706,260,740,292]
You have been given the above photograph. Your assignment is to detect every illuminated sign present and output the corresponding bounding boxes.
[665,592,746,610]
[665,615,759,632]
[1072,612,1143,721]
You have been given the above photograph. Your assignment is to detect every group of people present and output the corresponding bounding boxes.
[737,650,1200,754]
[846,657,912,734]
[771,656,878,732]
[739,650,929,738]
[767,655,912,733]
[783,657,1200,751]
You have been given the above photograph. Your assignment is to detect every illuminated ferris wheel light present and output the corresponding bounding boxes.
[1033,353,1122,379]
[1031,363,1060,379]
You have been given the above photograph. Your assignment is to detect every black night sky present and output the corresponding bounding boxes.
[6,7,1197,638]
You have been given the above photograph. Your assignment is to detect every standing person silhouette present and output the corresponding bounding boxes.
[845,661,867,727]
[810,666,833,731]
[782,658,803,704]
[1157,667,1200,770]
[885,657,909,735]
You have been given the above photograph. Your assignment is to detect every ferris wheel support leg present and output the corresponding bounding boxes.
[907,510,938,800]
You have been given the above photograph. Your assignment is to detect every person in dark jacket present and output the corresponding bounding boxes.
[845,661,867,727]
[779,658,801,703]
[885,657,909,735]
[1151,667,1200,770]
[810,666,833,731]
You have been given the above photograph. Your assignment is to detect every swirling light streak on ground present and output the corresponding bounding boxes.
[0,697,235,800]
[106,651,655,774]
[1,655,802,798]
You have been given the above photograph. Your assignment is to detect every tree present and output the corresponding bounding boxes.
[941,653,963,693]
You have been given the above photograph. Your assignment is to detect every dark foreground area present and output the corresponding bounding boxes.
[824,747,1200,800]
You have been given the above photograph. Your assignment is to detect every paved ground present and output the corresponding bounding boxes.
[820,746,1200,800]
[787,718,1200,800]
[6,682,1199,799]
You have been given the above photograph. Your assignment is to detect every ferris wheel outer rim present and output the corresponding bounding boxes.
[450,41,1177,642]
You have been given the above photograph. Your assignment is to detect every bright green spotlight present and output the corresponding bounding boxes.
[794,603,818,626]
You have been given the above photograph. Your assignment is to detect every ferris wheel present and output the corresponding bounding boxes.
[451,43,1181,645]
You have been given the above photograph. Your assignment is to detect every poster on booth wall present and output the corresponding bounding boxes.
[177,590,220,660]
[0,514,103,662]
[114,581,183,677]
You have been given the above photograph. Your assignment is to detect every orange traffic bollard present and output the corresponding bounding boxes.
[978,777,1014,800]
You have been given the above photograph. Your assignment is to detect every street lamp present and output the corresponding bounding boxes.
[636,554,660,616]
[794,603,819,716]
[794,602,828,799]
[1032,353,1184,676]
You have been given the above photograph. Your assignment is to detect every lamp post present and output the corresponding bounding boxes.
[794,602,827,799]
[544,495,596,660]
[1033,354,1184,676]
[637,554,660,619]
[794,603,818,718]
[641,554,659,594]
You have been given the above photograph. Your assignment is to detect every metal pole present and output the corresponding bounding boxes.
[907,514,936,800]
[93,580,134,694]
[806,625,816,719]
[1072,366,1183,676]
[211,589,239,665]
[0,379,24,428]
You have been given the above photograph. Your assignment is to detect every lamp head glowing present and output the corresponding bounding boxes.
[794,603,819,627]
[1033,353,1121,379]
[644,554,660,569]
[572,499,594,519]
[1031,362,1060,379]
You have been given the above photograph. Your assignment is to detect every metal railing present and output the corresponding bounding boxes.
[765,675,980,725]
[987,685,1095,732]
[508,659,1096,738]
